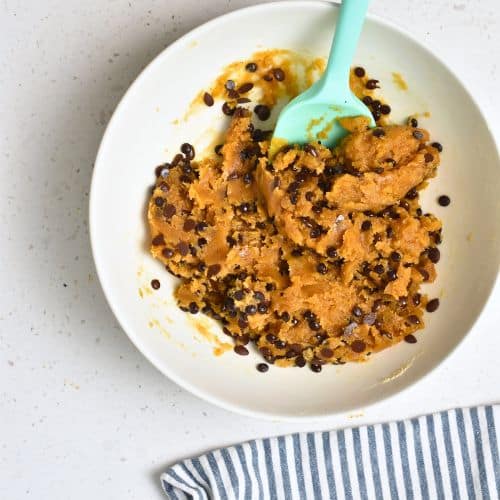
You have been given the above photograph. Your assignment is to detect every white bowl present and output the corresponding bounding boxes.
[90,1,500,421]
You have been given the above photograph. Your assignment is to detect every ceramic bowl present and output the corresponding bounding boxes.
[90,1,500,420]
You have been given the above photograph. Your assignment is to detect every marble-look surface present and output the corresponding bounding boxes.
[1,1,498,498]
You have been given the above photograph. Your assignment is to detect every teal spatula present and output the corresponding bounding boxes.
[271,0,374,154]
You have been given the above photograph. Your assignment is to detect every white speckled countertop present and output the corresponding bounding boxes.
[1,1,499,498]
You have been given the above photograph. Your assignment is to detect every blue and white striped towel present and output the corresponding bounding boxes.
[161,405,499,499]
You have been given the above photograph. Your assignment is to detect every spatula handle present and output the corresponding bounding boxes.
[320,0,370,94]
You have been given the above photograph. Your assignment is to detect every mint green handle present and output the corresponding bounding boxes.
[318,0,370,96]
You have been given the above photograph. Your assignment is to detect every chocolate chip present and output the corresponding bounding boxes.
[321,347,334,358]
[291,318,299,326]
[162,248,174,258]
[308,319,321,331]
[399,200,410,211]
[257,363,269,372]
[431,142,443,152]
[413,130,424,140]
[155,164,170,178]
[222,102,235,116]
[263,73,273,81]
[252,128,267,142]
[352,306,363,318]
[295,356,306,367]
[257,303,268,314]
[254,104,271,121]
[408,117,418,128]
[438,195,450,206]
[176,241,189,256]
[380,104,391,115]
[279,260,289,276]
[182,163,193,175]
[309,227,321,238]
[163,204,176,219]
[266,334,277,344]
[372,299,383,312]
[188,302,199,314]
[225,79,235,90]
[362,96,373,105]
[182,219,196,232]
[386,226,394,238]
[316,263,328,275]
[426,298,440,312]
[405,187,418,200]
[311,363,322,373]
[152,234,165,246]
[154,196,165,208]
[354,66,365,77]
[363,312,377,326]
[387,269,398,281]
[351,340,366,353]
[203,92,214,106]
[303,144,318,157]
[239,202,251,213]
[427,247,440,263]
[361,220,372,231]
[235,333,248,344]
[390,251,401,262]
[238,317,248,329]
[181,142,195,160]
[303,310,314,320]
[223,297,235,312]
[207,264,221,278]
[366,79,379,89]
[234,345,249,356]
[404,334,417,344]
[172,153,185,166]
[412,293,421,306]
[408,315,420,325]
[214,144,223,155]
[372,128,385,138]
[245,62,257,72]
[371,100,381,112]
[326,246,337,258]
[424,152,434,163]
[197,237,207,247]
[372,110,381,121]
[275,340,286,349]
[151,279,160,290]
[245,304,257,315]
[272,68,285,81]
[373,264,384,275]
[238,82,254,94]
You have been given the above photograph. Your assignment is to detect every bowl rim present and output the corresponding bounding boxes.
[89,0,500,422]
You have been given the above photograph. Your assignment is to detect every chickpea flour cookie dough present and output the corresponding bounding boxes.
[147,55,444,372]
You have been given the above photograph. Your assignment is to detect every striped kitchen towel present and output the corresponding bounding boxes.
[161,405,499,499]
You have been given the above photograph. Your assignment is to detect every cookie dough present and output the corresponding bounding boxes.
[148,108,442,369]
